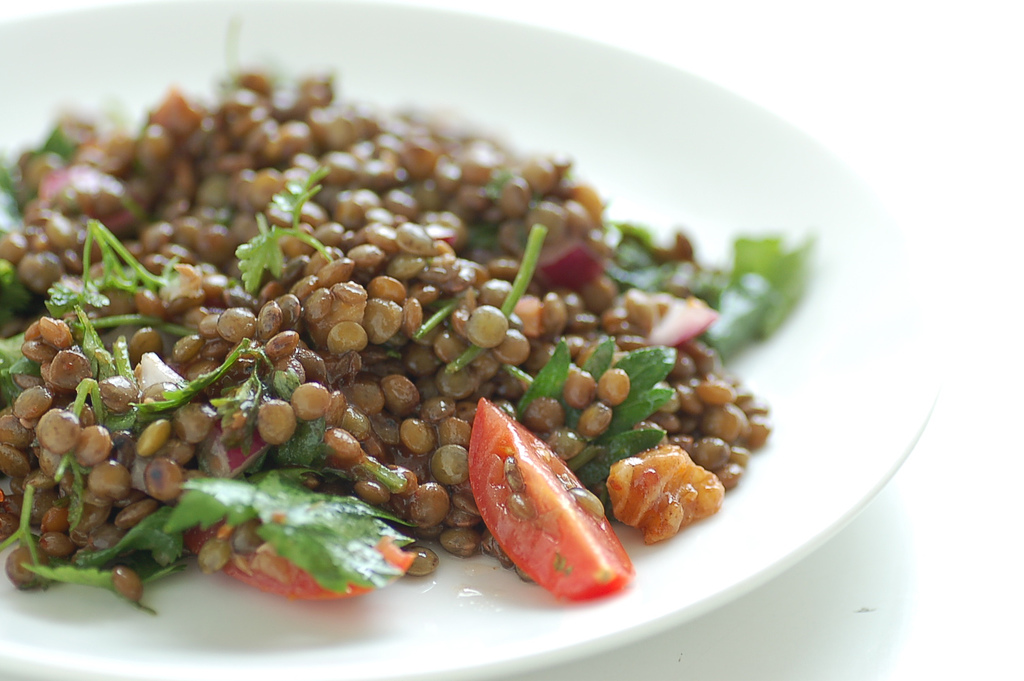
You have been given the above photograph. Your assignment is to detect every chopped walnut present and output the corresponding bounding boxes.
[607,444,724,544]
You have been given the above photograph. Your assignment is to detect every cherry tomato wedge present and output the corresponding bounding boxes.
[468,398,635,600]
[184,525,413,600]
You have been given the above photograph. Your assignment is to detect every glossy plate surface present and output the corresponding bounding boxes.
[0,2,937,680]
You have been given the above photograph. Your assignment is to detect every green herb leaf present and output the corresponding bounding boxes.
[572,427,667,487]
[272,167,329,227]
[0,259,32,326]
[74,507,183,569]
[210,368,263,445]
[604,221,671,292]
[74,307,118,381]
[45,280,109,317]
[271,416,328,468]
[135,339,258,417]
[0,162,20,233]
[237,168,332,295]
[581,336,616,379]
[613,346,676,394]
[601,346,676,438]
[516,339,571,418]
[270,368,302,401]
[165,471,412,593]
[39,126,76,161]
[45,220,172,316]
[482,169,514,200]
[703,235,813,360]
[0,333,39,407]
[25,559,184,614]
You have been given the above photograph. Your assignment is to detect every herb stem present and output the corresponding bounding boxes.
[355,458,409,494]
[135,339,258,416]
[502,364,533,386]
[446,224,548,374]
[567,445,602,472]
[413,297,460,340]
[501,223,548,316]
[85,314,194,337]
[0,485,40,560]
[89,220,167,290]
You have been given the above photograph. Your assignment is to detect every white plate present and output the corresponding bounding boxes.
[0,2,938,680]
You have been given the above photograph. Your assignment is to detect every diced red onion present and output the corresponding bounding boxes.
[647,296,719,347]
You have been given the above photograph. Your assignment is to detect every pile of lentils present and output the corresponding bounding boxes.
[0,69,772,589]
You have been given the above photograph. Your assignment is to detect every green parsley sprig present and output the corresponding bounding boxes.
[46,219,175,317]
[165,470,412,593]
[236,167,333,295]
[134,339,261,417]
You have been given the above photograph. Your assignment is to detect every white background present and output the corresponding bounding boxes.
[1,1,1021,679]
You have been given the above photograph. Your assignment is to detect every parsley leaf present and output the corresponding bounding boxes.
[236,168,332,295]
[703,235,814,360]
[135,339,260,417]
[601,346,677,438]
[516,339,571,418]
[26,508,184,613]
[271,416,328,468]
[165,471,412,593]
[74,507,183,570]
[210,368,263,446]
[45,219,173,317]
[581,336,615,379]
[572,427,667,488]
[39,124,78,161]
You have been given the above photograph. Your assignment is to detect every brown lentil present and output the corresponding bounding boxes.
[596,368,631,406]
[111,565,144,602]
[257,400,298,445]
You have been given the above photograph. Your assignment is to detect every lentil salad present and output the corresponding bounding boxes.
[0,68,809,607]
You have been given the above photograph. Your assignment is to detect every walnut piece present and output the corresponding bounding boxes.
[607,444,725,544]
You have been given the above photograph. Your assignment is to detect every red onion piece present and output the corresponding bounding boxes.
[537,240,606,290]
[647,296,719,347]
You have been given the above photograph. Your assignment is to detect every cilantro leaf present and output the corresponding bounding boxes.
[482,168,514,200]
[25,559,184,614]
[165,471,412,593]
[236,216,285,295]
[45,219,172,316]
[271,166,329,229]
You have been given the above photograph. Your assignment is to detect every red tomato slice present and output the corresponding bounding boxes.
[468,398,635,600]
[184,525,413,600]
